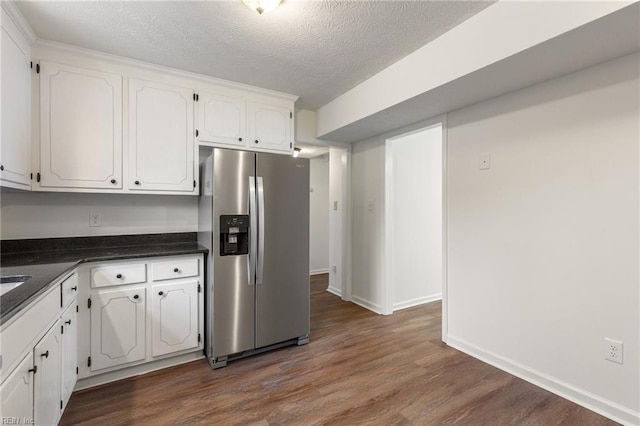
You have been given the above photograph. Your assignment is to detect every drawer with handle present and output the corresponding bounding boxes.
[61,273,78,308]
[91,264,147,288]
[152,258,199,281]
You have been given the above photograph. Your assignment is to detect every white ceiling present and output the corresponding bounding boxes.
[16,0,493,109]
[319,2,640,142]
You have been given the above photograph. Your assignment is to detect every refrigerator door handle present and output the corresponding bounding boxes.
[248,176,257,286]
[256,176,265,285]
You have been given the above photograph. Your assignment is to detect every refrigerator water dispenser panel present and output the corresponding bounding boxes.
[220,215,249,256]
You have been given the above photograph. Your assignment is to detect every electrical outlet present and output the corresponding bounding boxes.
[604,338,623,364]
[89,212,102,227]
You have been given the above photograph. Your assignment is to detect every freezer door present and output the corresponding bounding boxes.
[255,153,310,348]
[211,148,256,358]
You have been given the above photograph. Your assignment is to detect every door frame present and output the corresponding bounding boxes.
[382,114,448,340]
[295,140,352,301]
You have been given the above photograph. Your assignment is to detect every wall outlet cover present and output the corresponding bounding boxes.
[604,338,623,364]
[89,212,102,227]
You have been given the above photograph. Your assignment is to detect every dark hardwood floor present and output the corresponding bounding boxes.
[61,274,616,425]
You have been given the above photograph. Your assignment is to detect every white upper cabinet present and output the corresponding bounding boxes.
[247,102,292,154]
[129,78,195,192]
[39,61,123,189]
[1,8,32,190]
[196,92,246,147]
[28,44,298,195]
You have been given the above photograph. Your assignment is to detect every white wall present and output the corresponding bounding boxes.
[328,147,344,296]
[446,53,639,423]
[309,155,329,274]
[0,192,198,239]
[351,137,385,312]
[391,126,442,310]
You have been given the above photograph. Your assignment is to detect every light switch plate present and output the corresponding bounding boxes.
[479,153,491,170]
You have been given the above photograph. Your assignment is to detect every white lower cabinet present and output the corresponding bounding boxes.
[61,302,78,409]
[90,287,146,371]
[34,320,62,426]
[0,274,76,425]
[79,254,204,381]
[0,352,34,421]
[0,254,203,423]
[151,280,199,357]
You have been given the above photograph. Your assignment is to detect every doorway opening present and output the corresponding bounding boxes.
[384,120,446,325]
[297,143,350,300]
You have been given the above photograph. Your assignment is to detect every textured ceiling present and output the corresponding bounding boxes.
[17,0,493,109]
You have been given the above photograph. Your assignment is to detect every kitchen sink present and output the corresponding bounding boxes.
[0,275,31,296]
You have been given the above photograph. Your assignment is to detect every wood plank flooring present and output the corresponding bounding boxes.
[61,274,616,425]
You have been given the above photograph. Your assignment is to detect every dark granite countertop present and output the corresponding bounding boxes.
[0,233,208,325]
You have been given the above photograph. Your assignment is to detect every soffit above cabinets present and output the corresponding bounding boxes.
[16,0,494,110]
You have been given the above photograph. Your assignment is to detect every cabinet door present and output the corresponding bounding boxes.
[34,321,62,426]
[0,15,31,189]
[90,287,145,371]
[39,61,123,189]
[61,302,77,409]
[247,103,292,154]
[0,352,34,421]
[196,92,246,147]
[151,281,199,357]
[129,78,194,192]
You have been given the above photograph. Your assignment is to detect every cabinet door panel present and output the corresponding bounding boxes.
[1,24,31,189]
[197,92,245,147]
[0,352,34,421]
[247,103,292,154]
[90,287,146,371]
[40,61,122,189]
[151,281,198,357]
[61,302,77,409]
[129,79,194,192]
[34,321,61,426]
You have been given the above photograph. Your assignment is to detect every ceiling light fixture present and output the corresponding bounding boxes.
[243,0,283,15]
[293,147,301,158]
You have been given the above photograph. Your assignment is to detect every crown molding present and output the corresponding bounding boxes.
[1,2,36,45]
[34,39,299,103]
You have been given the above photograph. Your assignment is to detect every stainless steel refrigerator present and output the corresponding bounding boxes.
[198,148,310,369]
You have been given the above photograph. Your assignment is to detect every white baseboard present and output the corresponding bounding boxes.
[393,293,442,311]
[310,268,329,275]
[446,335,640,426]
[327,286,342,297]
[351,295,383,314]
[75,352,204,391]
